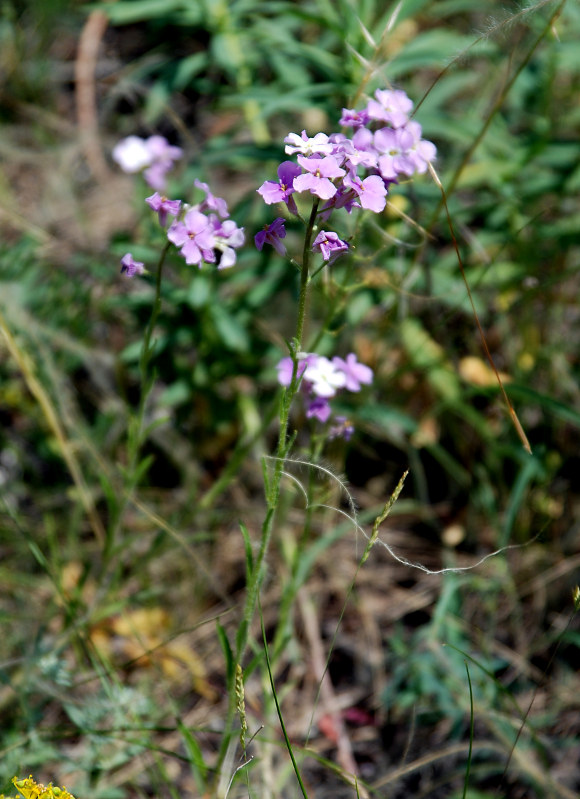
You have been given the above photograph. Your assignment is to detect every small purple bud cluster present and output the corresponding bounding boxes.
[115,139,244,276]
[255,88,436,260]
[276,352,373,439]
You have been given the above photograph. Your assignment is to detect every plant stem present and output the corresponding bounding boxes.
[213,199,319,794]
[105,240,170,562]
[129,239,171,474]
[241,198,319,648]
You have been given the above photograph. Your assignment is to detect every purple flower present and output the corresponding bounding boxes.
[167,208,216,267]
[145,192,182,227]
[255,217,287,256]
[306,397,332,423]
[257,162,301,215]
[120,253,145,278]
[275,351,372,438]
[113,134,182,191]
[194,179,229,218]
[318,185,360,221]
[366,89,414,128]
[334,137,378,172]
[332,353,374,392]
[342,173,387,213]
[142,163,168,192]
[339,108,371,128]
[144,136,182,189]
[284,131,334,157]
[374,126,417,179]
[328,416,355,441]
[143,136,183,191]
[312,230,349,263]
[351,126,375,151]
[293,155,345,200]
[146,135,183,164]
[401,120,437,174]
[208,215,245,269]
[276,354,315,387]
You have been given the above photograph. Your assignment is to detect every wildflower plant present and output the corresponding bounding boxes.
[112,85,437,792]
[2,3,578,797]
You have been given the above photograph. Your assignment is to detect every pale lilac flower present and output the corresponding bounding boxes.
[120,253,145,277]
[145,192,182,227]
[167,208,216,266]
[312,230,349,263]
[332,353,374,392]
[306,397,332,423]
[142,136,182,191]
[275,350,372,438]
[351,126,375,152]
[329,416,355,441]
[195,179,229,218]
[255,217,287,256]
[113,136,152,173]
[366,88,414,128]
[146,135,183,164]
[142,163,168,191]
[284,130,334,157]
[374,127,417,179]
[293,155,345,200]
[276,353,317,386]
[113,134,182,191]
[303,356,347,397]
[208,216,245,269]
[401,120,437,174]
[343,173,387,212]
[334,137,378,172]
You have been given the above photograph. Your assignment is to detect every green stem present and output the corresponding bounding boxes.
[130,240,171,474]
[213,199,319,793]
[105,241,170,562]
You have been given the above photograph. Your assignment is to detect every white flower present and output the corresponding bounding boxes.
[112,136,153,173]
[284,130,334,157]
[304,356,347,397]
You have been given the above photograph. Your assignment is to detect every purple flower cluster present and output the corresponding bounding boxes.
[165,180,244,270]
[116,159,244,275]
[256,88,436,259]
[276,352,373,439]
[113,135,182,191]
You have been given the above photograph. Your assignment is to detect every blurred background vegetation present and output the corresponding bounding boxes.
[1,1,579,797]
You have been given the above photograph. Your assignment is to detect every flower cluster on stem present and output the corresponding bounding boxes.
[255,87,436,262]
[114,137,245,276]
[113,134,182,191]
[276,352,372,439]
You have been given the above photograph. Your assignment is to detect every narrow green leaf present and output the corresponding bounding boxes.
[176,719,207,793]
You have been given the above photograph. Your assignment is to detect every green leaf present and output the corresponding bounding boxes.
[239,521,254,574]
[100,0,186,25]
[172,53,209,91]
[210,306,250,353]
[177,719,207,793]
[400,318,462,402]
[216,621,234,688]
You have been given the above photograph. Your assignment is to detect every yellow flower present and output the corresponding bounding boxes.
[11,777,76,799]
